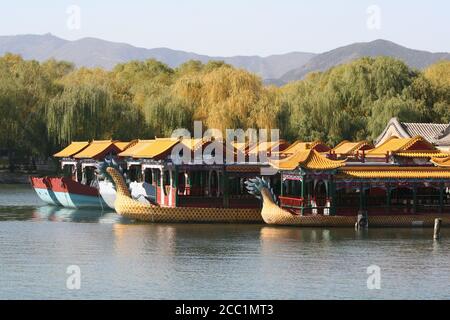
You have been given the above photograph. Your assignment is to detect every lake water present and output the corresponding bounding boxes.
[0,184,449,299]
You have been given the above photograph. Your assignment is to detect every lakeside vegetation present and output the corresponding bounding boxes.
[0,53,449,167]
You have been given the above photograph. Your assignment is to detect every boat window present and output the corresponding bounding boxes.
[83,166,96,186]
[129,165,143,182]
[144,168,153,184]
[62,164,74,178]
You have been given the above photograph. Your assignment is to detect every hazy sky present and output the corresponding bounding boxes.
[1,0,449,56]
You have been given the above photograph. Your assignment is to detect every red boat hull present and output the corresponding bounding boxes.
[30,177,106,209]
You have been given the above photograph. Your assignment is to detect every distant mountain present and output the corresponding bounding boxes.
[1,35,448,85]
[280,39,450,83]
[0,33,315,80]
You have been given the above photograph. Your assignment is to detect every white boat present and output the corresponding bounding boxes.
[98,180,156,210]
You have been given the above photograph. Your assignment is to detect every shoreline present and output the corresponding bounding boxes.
[0,171,56,184]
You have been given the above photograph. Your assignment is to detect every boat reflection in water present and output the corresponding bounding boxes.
[32,205,118,223]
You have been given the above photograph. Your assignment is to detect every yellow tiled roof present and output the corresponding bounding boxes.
[118,140,155,157]
[248,140,287,154]
[180,138,206,151]
[53,141,89,158]
[270,149,345,170]
[278,140,300,154]
[332,140,373,155]
[278,141,330,156]
[367,136,435,156]
[394,151,450,158]
[431,156,450,167]
[114,140,137,151]
[73,140,119,159]
[338,166,450,179]
[132,138,179,158]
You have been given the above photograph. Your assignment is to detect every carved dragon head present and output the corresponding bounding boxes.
[244,177,277,204]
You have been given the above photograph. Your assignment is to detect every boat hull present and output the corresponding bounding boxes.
[98,180,117,209]
[261,204,450,227]
[116,203,263,223]
[29,177,62,206]
[106,167,263,223]
[264,213,450,227]
[30,176,106,209]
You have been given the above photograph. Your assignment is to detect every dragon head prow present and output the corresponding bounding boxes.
[245,176,277,204]
[97,157,123,185]
[97,159,131,198]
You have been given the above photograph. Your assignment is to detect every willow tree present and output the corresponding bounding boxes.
[193,65,264,131]
[111,59,174,107]
[424,61,450,122]
[0,54,60,168]
[142,90,194,137]
[281,57,428,145]
[47,85,117,146]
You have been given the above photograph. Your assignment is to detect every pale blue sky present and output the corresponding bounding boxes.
[1,0,449,56]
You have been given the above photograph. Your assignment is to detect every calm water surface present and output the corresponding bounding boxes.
[0,184,449,299]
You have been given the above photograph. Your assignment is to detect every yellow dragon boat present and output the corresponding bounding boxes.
[77,135,450,227]
[105,166,263,223]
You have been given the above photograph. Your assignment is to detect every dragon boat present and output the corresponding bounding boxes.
[103,166,263,223]
[35,130,450,226]
[245,137,450,227]
[31,140,134,209]
[97,135,450,227]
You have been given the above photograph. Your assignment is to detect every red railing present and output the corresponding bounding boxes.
[279,196,304,208]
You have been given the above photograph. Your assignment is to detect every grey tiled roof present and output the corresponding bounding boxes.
[401,122,449,143]
[436,126,450,146]
[375,117,450,147]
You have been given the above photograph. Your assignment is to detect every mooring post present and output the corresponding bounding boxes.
[434,218,442,240]
[355,210,368,230]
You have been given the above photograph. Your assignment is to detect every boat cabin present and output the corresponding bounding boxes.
[271,136,450,216]
[54,140,135,186]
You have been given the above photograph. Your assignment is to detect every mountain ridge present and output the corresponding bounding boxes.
[0,33,316,80]
[279,39,450,83]
[0,34,448,84]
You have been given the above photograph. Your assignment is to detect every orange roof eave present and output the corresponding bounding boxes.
[118,139,155,157]
[332,140,373,155]
[132,138,180,158]
[338,166,450,179]
[53,141,90,158]
[270,149,345,171]
[394,151,450,158]
[73,140,120,159]
[431,156,450,167]
[367,136,436,156]
[114,140,138,152]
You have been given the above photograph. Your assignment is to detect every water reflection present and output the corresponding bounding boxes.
[259,226,439,242]
[0,204,119,223]
[0,206,35,221]
[2,185,450,299]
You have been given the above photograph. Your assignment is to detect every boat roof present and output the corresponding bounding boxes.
[431,156,450,167]
[118,139,155,157]
[332,140,373,155]
[53,141,90,158]
[278,141,331,156]
[337,166,450,179]
[270,149,345,171]
[73,140,123,159]
[131,138,180,159]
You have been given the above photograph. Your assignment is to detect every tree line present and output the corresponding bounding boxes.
[0,53,449,166]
